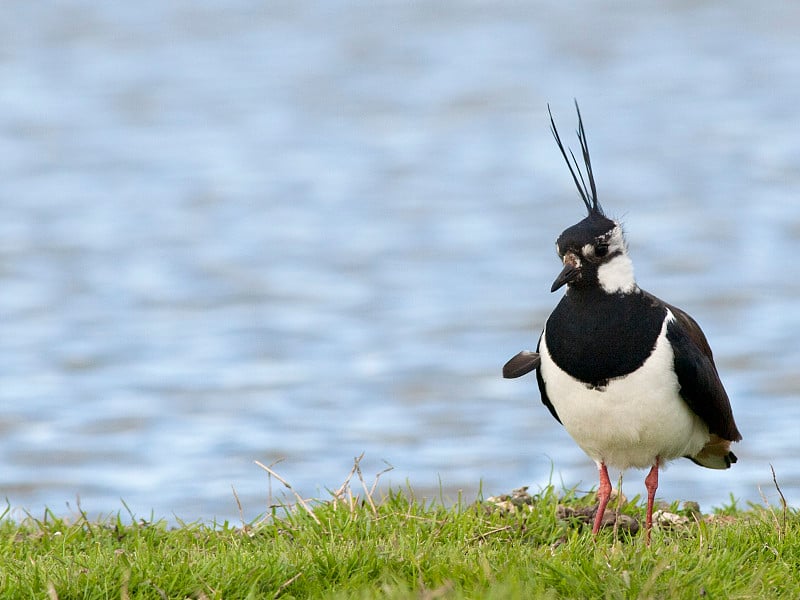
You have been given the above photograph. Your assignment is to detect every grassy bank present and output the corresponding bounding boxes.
[1,470,798,599]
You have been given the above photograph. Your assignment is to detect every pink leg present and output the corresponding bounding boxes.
[591,462,612,535]
[644,457,660,545]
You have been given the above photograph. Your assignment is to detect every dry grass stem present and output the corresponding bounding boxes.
[471,525,513,543]
[771,464,788,539]
[331,458,360,513]
[231,485,248,532]
[355,454,379,517]
[370,460,395,497]
[254,460,321,525]
[274,572,303,599]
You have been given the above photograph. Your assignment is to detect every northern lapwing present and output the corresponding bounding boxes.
[504,103,742,542]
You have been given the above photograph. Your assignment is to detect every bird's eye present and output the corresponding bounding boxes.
[595,244,609,258]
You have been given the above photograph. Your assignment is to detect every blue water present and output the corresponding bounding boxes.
[1,1,799,522]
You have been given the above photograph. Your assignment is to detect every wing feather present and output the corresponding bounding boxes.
[648,292,742,443]
[503,351,540,379]
[535,333,563,424]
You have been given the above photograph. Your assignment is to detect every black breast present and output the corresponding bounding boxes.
[545,289,667,387]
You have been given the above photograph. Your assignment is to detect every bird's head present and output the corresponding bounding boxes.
[548,103,636,295]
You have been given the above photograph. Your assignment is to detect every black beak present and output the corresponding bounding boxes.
[551,263,580,292]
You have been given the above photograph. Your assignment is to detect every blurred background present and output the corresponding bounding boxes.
[1,1,798,523]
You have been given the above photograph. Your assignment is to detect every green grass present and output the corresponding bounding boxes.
[1,477,798,599]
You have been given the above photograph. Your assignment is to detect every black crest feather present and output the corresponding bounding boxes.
[548,100,603,216]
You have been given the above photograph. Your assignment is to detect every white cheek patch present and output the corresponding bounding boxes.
[597,224,636,293]
[598,253,636,293]
[606,224,626,253]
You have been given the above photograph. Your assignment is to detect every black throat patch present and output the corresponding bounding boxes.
[544,288,667,388]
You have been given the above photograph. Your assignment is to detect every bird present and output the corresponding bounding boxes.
[504,102,742,543]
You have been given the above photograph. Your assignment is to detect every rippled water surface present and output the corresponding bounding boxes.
[2,2,800,521]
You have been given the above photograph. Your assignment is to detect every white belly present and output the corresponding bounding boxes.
[539,313,710,470]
